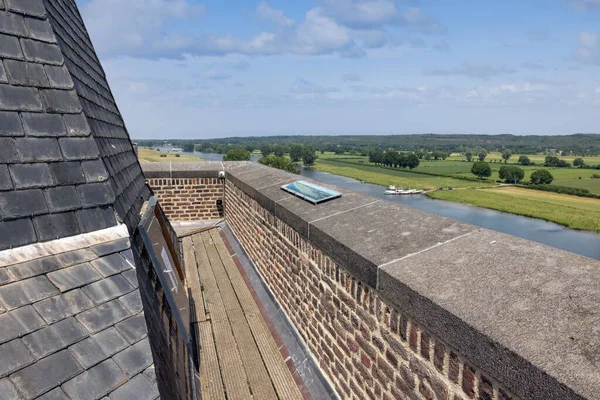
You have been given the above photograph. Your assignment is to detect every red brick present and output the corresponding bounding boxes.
[462,364,476,398]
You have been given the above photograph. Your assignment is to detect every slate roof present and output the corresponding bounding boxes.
[0,0,150,251]
[0,225,158,399]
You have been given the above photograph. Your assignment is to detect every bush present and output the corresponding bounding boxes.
[175,154,180,158]
[530,169,554,184]
[223,147,251,161]
[499,166,524,183]
[259,155,299,173]
[592,174,600,179]
[521,184,599,199]
[160,154,167,158]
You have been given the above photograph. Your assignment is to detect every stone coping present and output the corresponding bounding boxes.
[141,162,600,400]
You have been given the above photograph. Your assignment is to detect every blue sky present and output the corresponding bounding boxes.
[75,0,600,138]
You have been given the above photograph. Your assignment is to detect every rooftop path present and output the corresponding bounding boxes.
[181,227,306,400]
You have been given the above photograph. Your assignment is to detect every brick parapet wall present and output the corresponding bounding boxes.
[146,178,223,221]
[224,181,516,400]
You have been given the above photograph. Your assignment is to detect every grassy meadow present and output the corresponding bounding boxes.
[427,187,600,232]
[311,152,600,231]
[138,147,202,162]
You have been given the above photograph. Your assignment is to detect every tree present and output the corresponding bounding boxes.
[369,149,384,165]
[406,154,420,169]
[477,148,488,162]
[273,145,286,157]
[530,169,554,184]
[302,146,318,166]
[260,144,273,157]
[223,147,251,161]
[501,149,512,163]
[471,161,492,179]
[464,150,473,162]
[289,144,303,162]
[518,155,531,166]
[182,142,194,152]
[259,155,298,173]
[573,158,585,168]
[499,166,524,183]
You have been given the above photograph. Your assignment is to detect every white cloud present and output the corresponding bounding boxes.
[595,87,600,93]
[256,2,294,27]
[201,70,232,81]
[423,62,517,80]
[232,60,250,71]
[573,32,600,64]
[294,8,353,54]
[290,78,340,94]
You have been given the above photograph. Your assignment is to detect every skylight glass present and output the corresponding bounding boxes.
[281,180,342,204]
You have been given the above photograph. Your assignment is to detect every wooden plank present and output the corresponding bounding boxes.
[209,230,304,400]
[192,232,252,400]
[197,321,226,400]
[201,231,277,400]
[182,237,206,323]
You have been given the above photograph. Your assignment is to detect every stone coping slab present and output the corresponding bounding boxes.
[141,161,600,399]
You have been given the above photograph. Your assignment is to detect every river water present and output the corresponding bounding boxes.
[172,150,600,260]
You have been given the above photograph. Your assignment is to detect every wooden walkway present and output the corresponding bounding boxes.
[182,229,304,400]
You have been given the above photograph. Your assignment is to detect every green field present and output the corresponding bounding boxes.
[427,187,600,232]
[314,159,495,190]
[316,153,600,195]
[138,147,202,162]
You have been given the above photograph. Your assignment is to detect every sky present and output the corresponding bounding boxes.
[74,0,600,139]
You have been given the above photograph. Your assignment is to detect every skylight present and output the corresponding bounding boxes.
[281,180,342,204]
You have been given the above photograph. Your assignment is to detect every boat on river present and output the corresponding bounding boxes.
[384,185,424,195]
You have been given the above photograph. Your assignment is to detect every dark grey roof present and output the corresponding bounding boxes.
[0,230,158,399]
[0,0,149,251]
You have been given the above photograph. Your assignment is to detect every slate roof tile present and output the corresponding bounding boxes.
[0,219,37,251]
[0,111,24,136]
[22,317,88,359]
[0,378,21,399]
[107,373,159,400]
[6,0,46,18]
[62,359,127,400]
[0,11,27,36]
[0,339,34,378]
[21,113,66,137]
[48,161,85,185]
[9,350,83,399]
[33,212,80,242]
[76,298,131,334]
[0,165,13,191]
[68,327,129,369]
[0,34,23,59]
[0,268,12,286]
[0,85,41,111]
[77,182,116,208]
[20,39,62,65]
[47,262,102,292]
[33,289,93,325]
[44,186,81,213]
[15,137,62,162]
[118,291,143,315]
[44,65,73,89]
[90,238,131,258]
[23,17,56,43]
[114,314,147,344]
[55,248,96,267]
[6,256,62,281]
[39,89,81,113]
[0,276,58,310]
[9,163,53,189]
[0,189,48,220]
[91,253,132,278]
[0,138,18,162]
[112,338,153,377]
[58,137,99,160]
[82,160,109,182]
[75,207,117,233]
[82,274,133,305]
[0,61,6,83]
[120,269,138,289]
[36,387,70,400]
[0,305,45,345]
[3,60,50,87]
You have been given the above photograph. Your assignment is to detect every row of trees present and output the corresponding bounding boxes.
[368,150,420,169]
[470,162,554,184]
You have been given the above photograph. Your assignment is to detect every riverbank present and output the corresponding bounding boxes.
[311,158,600,232]
[426,188,600,232]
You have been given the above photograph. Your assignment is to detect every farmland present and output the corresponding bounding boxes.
[138,147,202,162]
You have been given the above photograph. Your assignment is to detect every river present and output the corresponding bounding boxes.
[172,150,600,260]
